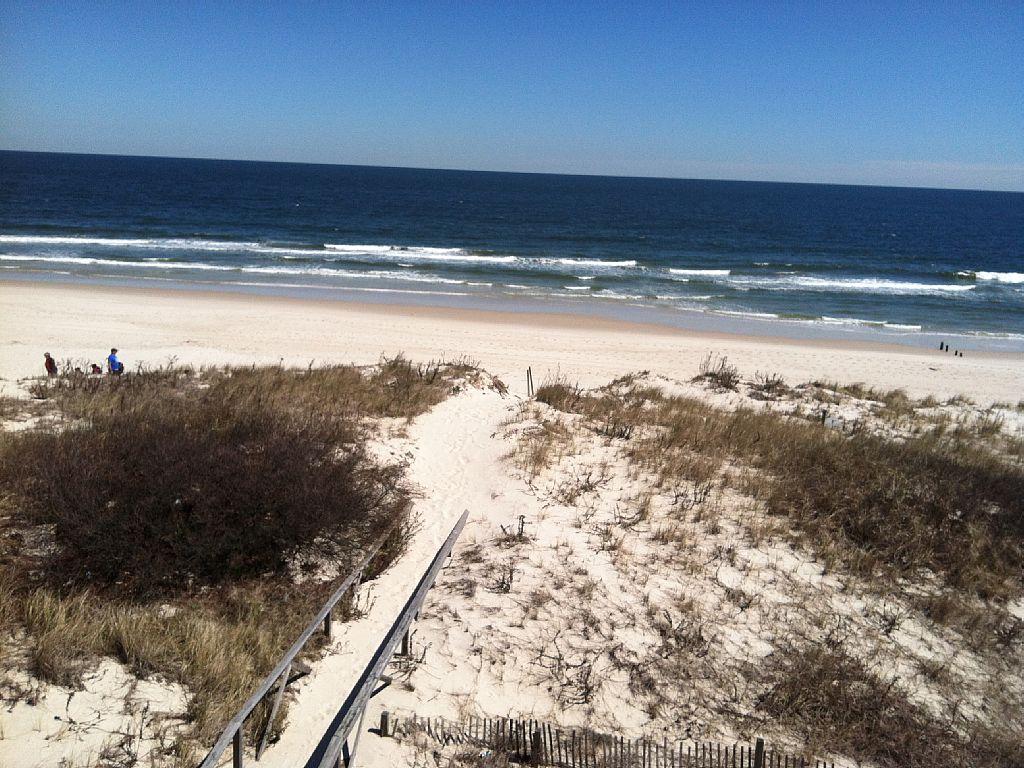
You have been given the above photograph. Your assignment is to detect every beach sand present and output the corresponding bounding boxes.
[2,280,1021,403]
[2,278,1022,766]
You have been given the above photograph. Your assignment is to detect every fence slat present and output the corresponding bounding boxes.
[393,715,825,768]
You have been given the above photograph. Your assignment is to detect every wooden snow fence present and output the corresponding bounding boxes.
[387,713,835,768]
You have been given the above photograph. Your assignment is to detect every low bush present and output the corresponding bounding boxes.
[11,578,344,742]
[540,378,1024,599]
[692,353,740,391]
[2,387,408,596]
[0,361,458,756]
[535,372,586,412]
[757,641,1023,768]
[30,354,475,423]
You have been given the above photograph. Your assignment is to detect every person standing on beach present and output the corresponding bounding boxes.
[107,348,124,375]
[44,352,58,377]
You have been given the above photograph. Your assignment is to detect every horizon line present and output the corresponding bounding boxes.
[2,147,1021,195]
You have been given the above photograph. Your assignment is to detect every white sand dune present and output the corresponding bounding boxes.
[259,386,519,767]
[2,280,1022,766]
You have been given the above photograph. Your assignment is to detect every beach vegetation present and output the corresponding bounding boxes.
[542,378,1024,599]
[758,640,1023,768]
[692,352,740,390]
[510,371,1024,767]
[0,358,474,759]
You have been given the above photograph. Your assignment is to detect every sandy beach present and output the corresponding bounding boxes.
[2,278,1023,767]
[2,280,1021,404]
[5,5,1022,764]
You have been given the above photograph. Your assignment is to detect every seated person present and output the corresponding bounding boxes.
[107,348,124,375]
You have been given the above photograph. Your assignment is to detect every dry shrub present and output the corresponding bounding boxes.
[758,642,1023,768]
[0,361,452,754]
[11,578,342,742]
[656,397,1023,597]
[30,354,475,423]
[2,387,408,595]
[537,373,648,434]
[543,382,1024,599]
[535,372,586,411]
[750,371,789,399]
[693,353,740,391]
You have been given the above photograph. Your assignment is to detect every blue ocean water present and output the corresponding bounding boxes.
[2,151,1022,349]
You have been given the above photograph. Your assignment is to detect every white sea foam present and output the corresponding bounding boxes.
[669,268,731,276]
[0,234,311,254]
[549,258,637,268]
[820,316,886,326]
[324,243,460,255]
[796,316,923,332]
[593,291,646,301]
[577,275,596,281]
[962,270,1024,284]
[0,234,522,265]
[0,254,238,270]
[563,286,591,291]
[727,276,975,295]
[325,243,518,265]
[230,281,471,298]
[716,309,780,319]
[0,254,469,285]
[883,323,923,331]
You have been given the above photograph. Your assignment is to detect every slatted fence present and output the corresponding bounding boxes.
[387,713,834,768]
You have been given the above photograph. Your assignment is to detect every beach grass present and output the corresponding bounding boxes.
[524,371,1023,767]
[537,376,1024,600]
[0,358,473,758]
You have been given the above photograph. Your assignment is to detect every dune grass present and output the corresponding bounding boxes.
[537,377,1024,600]
[757,640,1023,768]
[532,373,1023,766]
[0,358,472,760]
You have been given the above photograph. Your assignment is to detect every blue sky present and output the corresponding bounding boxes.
[2,2,1022,190]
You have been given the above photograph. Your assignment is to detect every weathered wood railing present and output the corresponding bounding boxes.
[302,510,470,767]
[198,518,407,768]
[386,714,836,768]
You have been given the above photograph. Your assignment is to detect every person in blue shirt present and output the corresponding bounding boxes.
[107,348,124,375]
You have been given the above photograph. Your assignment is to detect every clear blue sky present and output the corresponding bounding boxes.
[2,2,1022,190]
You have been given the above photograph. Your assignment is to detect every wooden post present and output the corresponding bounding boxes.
[753,739,765,768]
[324,608,332,640]
[532,728,543,764]
[232,727,243,768]
[255,663,291,759]
[379,710,391,738]
[400,628,410,656]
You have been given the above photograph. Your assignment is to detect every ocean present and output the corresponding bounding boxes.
[2,151,1022,350]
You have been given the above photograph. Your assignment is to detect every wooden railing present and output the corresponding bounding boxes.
[302,510,470,768]
[198,520,404,768]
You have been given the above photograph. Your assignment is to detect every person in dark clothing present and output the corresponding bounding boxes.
[44,352,58,377]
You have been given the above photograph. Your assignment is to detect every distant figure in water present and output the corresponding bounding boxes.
[44,352,58,377]
[107,348,124,375]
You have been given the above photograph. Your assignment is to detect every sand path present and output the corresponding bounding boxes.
[260,385,520,767]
